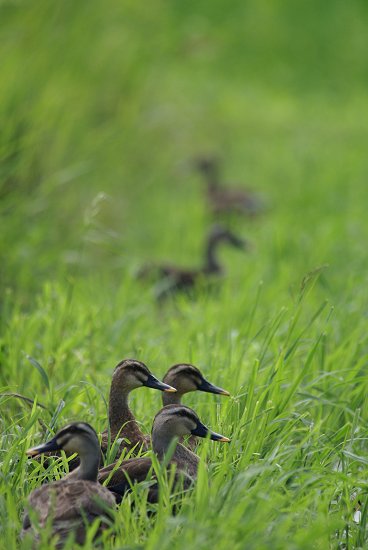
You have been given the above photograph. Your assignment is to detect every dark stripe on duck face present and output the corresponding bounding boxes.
[56,423,96,442]
[169,365,204,386]
[165,407,200,426]
[125,367,151,385]
[169,364,202,377]
[115,360,150,378]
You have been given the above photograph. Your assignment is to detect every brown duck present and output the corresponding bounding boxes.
[98,404,230,503]
[138,225,247,298]
[162,363,230,405]
[195,156,264,217]
[162,363,230,449]
[49,359,176,472]
[23,423,116,548]
[100,358,176,457]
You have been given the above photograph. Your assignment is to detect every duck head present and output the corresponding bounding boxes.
[26,422,99,457]
[112,359,177,393]
[151,404,230,455]
[162,363,229,405]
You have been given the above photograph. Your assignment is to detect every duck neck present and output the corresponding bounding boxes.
[75,441,100,482]
[108,383,135,435]
[152,426,178,460]
[162,391,183,406]
[204,234,222,273]
[203,164,219,190]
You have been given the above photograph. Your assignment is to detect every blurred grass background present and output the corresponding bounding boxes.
[1,0,368,548]
[1,0,368,300]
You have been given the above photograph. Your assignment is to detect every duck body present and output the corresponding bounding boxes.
[196,157,264,217]
[22,423,115,548]
[99,404,230,503]
[23,479,115,547]
[139,225,247,299]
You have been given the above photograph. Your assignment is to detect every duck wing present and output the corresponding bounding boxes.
[99,456,153,487]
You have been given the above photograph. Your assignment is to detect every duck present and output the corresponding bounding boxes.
[138,225,247,299]
[100,358,177,457]
[195,156,265,217]
[162,363,230,406]
[46,359,177,472]
[98,404,230,503]
[161,363,230,449]
[22,422,116,548]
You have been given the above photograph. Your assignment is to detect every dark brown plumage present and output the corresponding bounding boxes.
[41,360,176,473]
[22,423,116,548]
[138,225,247,298]
[100,359,176,457]
[162,364,230,406]
[162,363,230,449]
[98,404,230,503]
[196,156,265,217]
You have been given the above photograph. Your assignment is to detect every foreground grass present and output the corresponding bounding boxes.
[1,272,368,549]
[1,0,368,548]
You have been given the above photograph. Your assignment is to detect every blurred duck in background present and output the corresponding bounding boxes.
[195,156,265,217]
[138,224,248,299]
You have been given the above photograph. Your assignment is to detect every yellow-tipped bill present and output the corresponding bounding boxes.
[26,436,61,457]
[164,385,177,393]
[216,436,231,443]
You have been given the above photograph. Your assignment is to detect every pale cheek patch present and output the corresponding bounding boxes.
[62,436,79,454]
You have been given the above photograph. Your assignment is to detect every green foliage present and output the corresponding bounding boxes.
[1,0,368,548]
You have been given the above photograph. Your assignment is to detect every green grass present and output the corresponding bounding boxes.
[1,0,368,548]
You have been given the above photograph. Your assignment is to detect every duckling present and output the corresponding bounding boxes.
[195,156,264,217]
[138,225,247,299]
[98,404,230,503]
[22,423,116,548]
[162,364,230,449]
[100,358,176,457]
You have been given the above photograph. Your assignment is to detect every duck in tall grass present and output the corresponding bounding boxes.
[100,359,177,457]
[195,156,265,217]
[162,364,230,406]
[162,363,230,449]
[98,405,230,503]
[23,423,116,548]
[138,225,247,299]
[51,359,176,472]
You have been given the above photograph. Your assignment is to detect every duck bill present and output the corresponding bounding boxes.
[144,374,177,393]
[191,421,230,443]
[26,436,61,457]
[209,431,231,443]
[198,378,230,397]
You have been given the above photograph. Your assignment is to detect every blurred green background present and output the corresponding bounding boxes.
[2,0,368,301]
